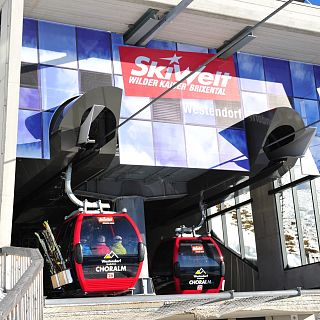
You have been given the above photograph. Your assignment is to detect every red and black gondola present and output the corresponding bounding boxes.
[151,235,225,294]
[56,210,145,295]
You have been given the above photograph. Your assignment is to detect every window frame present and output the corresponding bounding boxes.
[273,167,320,269]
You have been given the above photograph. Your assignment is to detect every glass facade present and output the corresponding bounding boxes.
[275,164,320,268]
[304,0,320,6]
[207,187,257,264]
[19,18,320,174]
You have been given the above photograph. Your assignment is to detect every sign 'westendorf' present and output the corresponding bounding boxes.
[119,46,240,101]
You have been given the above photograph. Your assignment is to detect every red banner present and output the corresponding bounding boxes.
[119,46,240,100]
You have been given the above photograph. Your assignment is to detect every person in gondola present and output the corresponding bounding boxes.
[111,235,127,255]
[81,235,92,256]
[91,235,111,255]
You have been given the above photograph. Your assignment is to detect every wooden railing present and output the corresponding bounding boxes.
[0,247,44,320]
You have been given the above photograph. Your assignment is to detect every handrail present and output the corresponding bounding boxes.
[0,247,44,320]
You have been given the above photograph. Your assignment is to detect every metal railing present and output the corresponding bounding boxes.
[0,247,44,320]
[217,242,258,292]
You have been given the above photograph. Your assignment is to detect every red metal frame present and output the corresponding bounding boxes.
[71,211,143,294]
[173,236,224,294]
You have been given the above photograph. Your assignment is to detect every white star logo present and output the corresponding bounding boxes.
[160,54,182,65]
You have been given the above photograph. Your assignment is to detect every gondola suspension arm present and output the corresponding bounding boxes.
[175,190,207,236]
[65,163,110,215]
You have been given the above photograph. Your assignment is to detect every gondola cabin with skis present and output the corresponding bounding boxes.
[57,210,144,295]
[36,164,145,296]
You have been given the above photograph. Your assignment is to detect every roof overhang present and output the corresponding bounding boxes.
[23,0,320,64]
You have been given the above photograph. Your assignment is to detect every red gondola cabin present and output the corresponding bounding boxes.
[151,236,225,294]
[57,211,145,295]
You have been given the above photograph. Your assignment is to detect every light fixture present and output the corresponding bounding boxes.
[217,26,256,59]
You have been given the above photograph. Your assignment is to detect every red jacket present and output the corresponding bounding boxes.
[91,243,111,255]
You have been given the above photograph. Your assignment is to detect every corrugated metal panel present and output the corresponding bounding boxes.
[20,63,38,87]
[80,71,113,93]
[152,98,182,123]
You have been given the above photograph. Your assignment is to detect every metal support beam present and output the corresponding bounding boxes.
[126,0,193,46]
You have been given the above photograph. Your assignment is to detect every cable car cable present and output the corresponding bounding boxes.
[97,0,295,146]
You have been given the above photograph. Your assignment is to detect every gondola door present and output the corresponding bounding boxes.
[73,213,144,294]
[173,237,225,294]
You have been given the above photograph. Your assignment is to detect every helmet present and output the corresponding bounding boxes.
[97,235,106,243]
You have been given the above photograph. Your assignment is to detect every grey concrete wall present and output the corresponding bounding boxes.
[115,196,150,278]
[0,0,23,247]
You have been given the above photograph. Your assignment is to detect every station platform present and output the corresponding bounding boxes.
[44,289,320,320]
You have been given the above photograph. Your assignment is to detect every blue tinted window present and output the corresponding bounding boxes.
[77,28,112,73]
[17,110,42,158]
[153,122,187,167]
[38,21,77,69]
[237,53,266,93]
[294,99,320,134]
[314,65,320,100]
[42,111,55,159]
[177,43,208,53]
[114,75,151,119]
[208,48,217,54]
[182,99,215,126]
[290,62,317,100]
[185,125,219,168]
[264,57,292,97]
[40,66,79,110]
[310,136,320,170]
[118,120,155,165]
[308,0,320,5]
[19,87,40,110]
[22,19,38,63]
[147,39,176,51]
[217,128,249,171]
[111,33,124,75]
[241,91,268,117]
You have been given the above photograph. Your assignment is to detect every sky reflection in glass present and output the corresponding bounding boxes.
[111,33,124,75]
[182,99,215,126]
[290,62,317,100]
[241,91,268,117]
[39,21,77,69]
[264,57,292,97]
[314,65,320,100]
[118,120,155,165]
[177,43,208,53]
[19,87,40,110]
[21,19,38,63]
[17,110,42,158]
[42,111,55,159]
[294,98,320,133]
[114,75,151,119]
[40,66,79,110]
[147,39,176,51]
[185,125,219,168]
[217,128,249,171]
[77,28,112,73]
[153,122,187,167]
[237,53,266,93]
